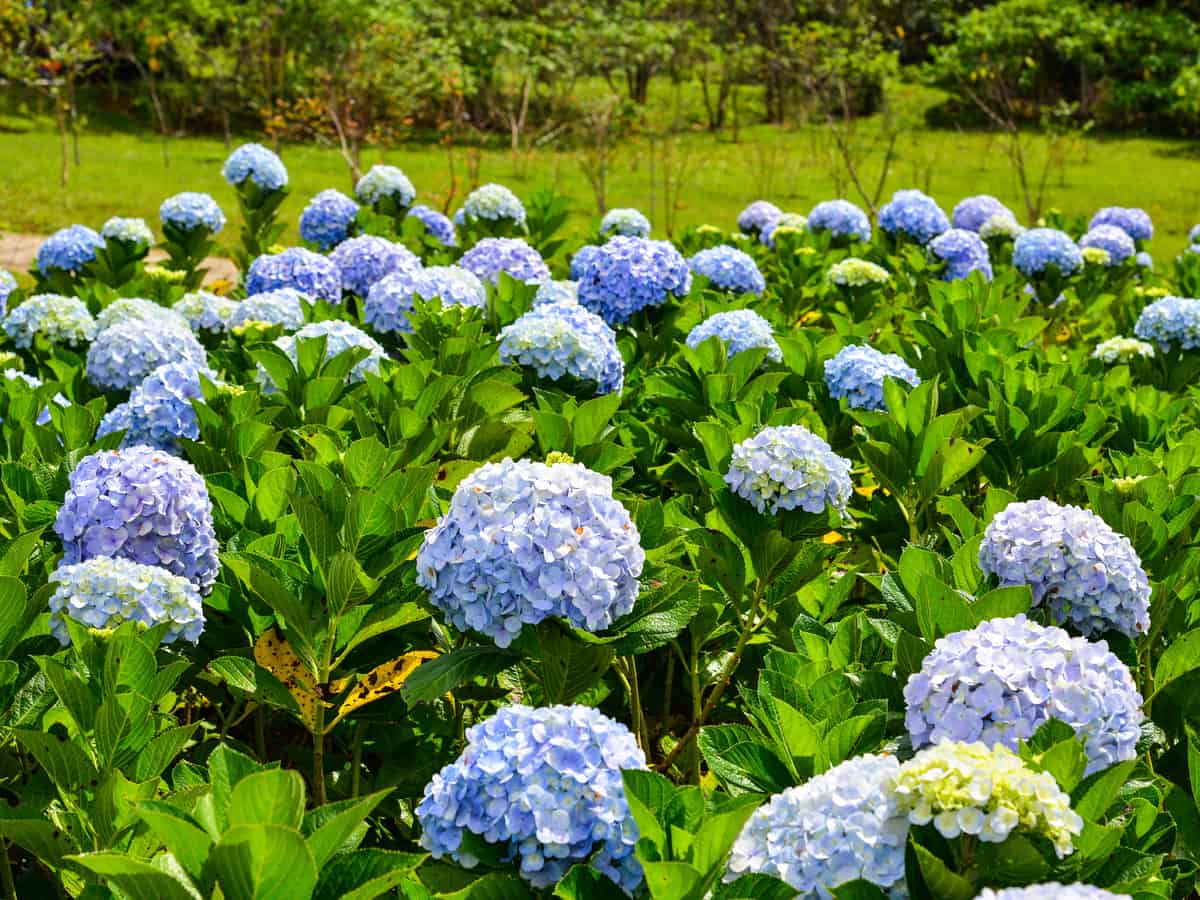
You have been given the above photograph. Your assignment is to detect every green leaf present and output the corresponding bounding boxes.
[538,621,615,704]
[713,873,799,899]
[305,789,390,868]
[229,770,306,829]
[609,573,702,655]
[621,769,675,852]
[11,727,97,790]
[402,646,520,704]
[136,725,198,781]
[690,797,762,878]
[0,819,76,866]
[37,655,98,732]
[1153,628,1200,696]
[312,849,425,900]
[553,865,629,900]
[68,852,201,900]
[209,824,318,900]
[974,834,1051,885]
[1073,760,1137,822]
[573,393,621,446]
[0,529,44,577]
[908,842,974,900]
[135,801,214,881]
[433,871,532,899]
[642,861,702,900]
[254,467,296,522]
[970,586,1031,623]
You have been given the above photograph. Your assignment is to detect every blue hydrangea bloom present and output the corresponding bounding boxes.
[879,189,950,243]
[737,200,782,236]
[364,266,486,335]
[570,244,601,280]
[1134,295,1200,350]
[101,217,155,247]
[1013,228,1083,278]
[230,288,308,331]
[1090,207,1153,243]
[36,225,104,274]
[575,236,692,324]
[245,248,342,303]
[416,459,644,646]
[1079,225,1135,266]
[354,164,414,207]
[977,886,1129,900]
[689,246,766,296]
[807,200,871,243]
[49,556,204,646]
[55,446,220,593]
[1136,251,1152,269]
[270,320,386,386]
[328,235,420,296]
[0,270,16,314]
[760,213,808,248]
[824,345,920,411]
[159,193,226,235]
[96,401,132,441]
[533,280,579,306]
[86,320,208,392]
[96,298,186,332]
[299,189,359,250]
[929,229,993,281]
[418,704,646,893]
[459,237,550,286]
[407,204,457,247]
[725,425,852,515]
[2,369,69,426]
[173,291,238,335]
[904,615,1143,776]
[980,498,1150,638]
[222,143,288,191]
[1191,225,1200,244]
[600,208,651,238]
[498,301,624,395]
[726,754,907,898]
[686,310,781,363]
[4,294,97,348]
[460,183,526,227]
[952,195,1014,233]
[120,363,216,452]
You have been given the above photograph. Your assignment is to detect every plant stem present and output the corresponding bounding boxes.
[350,720,367,799]
[624,657,650,753]
[312,702,327,806]
[0,837,16,900]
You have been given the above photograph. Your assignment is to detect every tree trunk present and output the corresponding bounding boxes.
[53,91,69,187]
[67,77,81,167]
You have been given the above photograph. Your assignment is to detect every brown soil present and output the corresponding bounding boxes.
[0,232,240,287]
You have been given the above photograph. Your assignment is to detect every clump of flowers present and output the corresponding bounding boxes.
[270,320,386,386]
[977,886,1130,900]
[460,183,526,228]
[499,301,624,395]
[726,754,907,898]
[952,195,1015,233]
[95,402,132,441]
[245,247,342,303]
[570,244,601,280]
[418,704,646,893]
[892,740,1083,857]
[1093,336,1155,364]
[1090,207,1153,243]
[600,207,651,238]
[689,245,766,296]
[365,266,487,335]
[407,204,457,247]
[222,143,288,191]
[725,425,852,515]
[828,258,889,287]
[4,294,96,348]
[533,280,579,306]
[1080,225,1135,266]
[101,217,155,248]
[119,363,217,452]
[878,189,950,244]
[49,556,204,646]
[159,193,226,235]
[980,213,1025,241]
[686,309,781,363]
[354,164,415,208]
[416,459,644,646]
[0,270,16,313]
[575,236,692,324]
[1081,247,1111,267]
[55,446,220,592]
[824,345,920,412]
[36,225,104,274]
[929,229,993,280]
[979,498,1151,638]
[904,615,1143,776]
[459,237,550,286]
[299,189,359,250]
[760,213,808,248]
[807,199,872,243]
[328,234,420,296]
[1134,295,1200,350]
[1014,228,1083,278]
[96,298,185,332]
[1136,251,1152,269]
[86,320,207,392]
[737,200,782,237]
[173,291,238,335]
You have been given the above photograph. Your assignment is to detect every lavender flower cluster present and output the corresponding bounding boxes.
[737,200,782,235]
[299,189,359,250]
[119,363,217,452]
[230,289,307,331]
[173,291,238,335]
[159,193,226,235]
[460,237,550,286]
[929,229,993,281]
[407,204,457,247]
[329,235,421,297]
[878,189,950,244]
[271,320,386,385]
[575,236,692,324]
[37,225,104,274]
[101,217,155,247]
[1080,225,1136,266]
[533,280,579,306]
[498,300,624,394]
[1013,228,1084,278]
[978,886,1129,900]
[600,207,652,238]
[689,246,766,296]
[364,266,486,335]
[725,425,852,515]
[245,248,342,303]
[807,200,872,243]
[4,294,97,348]
[96,297,184,332]
[222,143,288,191]
[1090,207,1153,243]
[686,309,781,362]
[1134,295,1200,350]
[86,319,207,392]
[824,345,920,412]
[760,213,808,248]
[952,195,1014,233]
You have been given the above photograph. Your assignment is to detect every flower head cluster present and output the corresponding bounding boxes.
[725,425,852,516]
[95,402,132,441]
[230,289,308,332]
[930,229,993,281]
[980,213,1025,240]
[222,143,288,191]
[354,164,415,207]
[407,204,457,247]
[828,258,889,287]
[686,309,781,363]
[417,459,644,646]
[1090,207,1153,243]
[879,189,950,243]
[328,235,420,296]
[173,291,238,335]
[120,362,216,452]
[4,294,97,348]
[892,740,1083,857]
[737,200,782,236]
[726,754,907,898]
[534,280,579,306]
[271,320,386,385]
[570,244,601,280]
[299,189,359,250]
[904,615,1143,775]
[1093,336,1155,364]
[824,345,920,412]
[55,446,220,592]
[498,301,624,395]
[245,248,342,303]
[1134,295,1200,350]
[977,886,1130,900]
[600,207,651,238]
[461,183,526,227]
[689,246,766,296]
[1081,247,1111,267]
[101,217,154,247]
[807,199,872,243]
[952,195,1014,233]
[159,193,226,235]
[36,225,104,274]
[418,704,646,893]
[49,557,204,646]
[2,369,69,426]
[575,236,692,324]
[1014,228,1083,278]
[1136,251,1153,269]
[979,498,1151,638]
[86,320,207,392]
[459,237,549,286]
[760,213,808,248]
[1080,225,1135,266]
[0,270,16,312]
[365,266,486,335]
[96,297,185,332]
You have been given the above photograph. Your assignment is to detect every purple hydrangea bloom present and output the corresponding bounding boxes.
[824,345,920,412]
[737,200,782,236]
[230,289,307,331]
[533,280,579,306]
[328,235,420,296]
[929,229,993,281]
[1136,251,1152,269]
[269,320,386,386]
[222,143,288,191]
[96,297,186,332]
[725,424,852,515]
[407,204,457,247]
[498,300,624,395]
[760,213,808,248]
[570,244,601,280]
[460,183,526,227]
[355,164,415,207]
[1134,295,1200,350]
[1090,207,1153,243]
[121,362,217,452]
[299,189,359,250]
[689,246,766,296]
[686,310,781,363]
[575,236,692,324]
[86,320,208,392]
[952,195,1014,233]
[159,193,226,235]
[807,199,871,243]
[878,189,950,244]
[245,248,342,303]
[173,291,238,335]
[1013,228,1083,277]
[96,402,133,441]
[1079,225,1136,266]
[364,266,486,335]
[977,886,1129,900]
[459,237,549,286]
[600,208,651,238]
[4,294,96,348]
[36,225,104,274]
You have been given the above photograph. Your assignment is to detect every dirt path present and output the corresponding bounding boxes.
[0,232,239,287]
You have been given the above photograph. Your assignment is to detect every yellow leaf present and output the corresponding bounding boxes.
[326,651,438,733]
[855,484,880,498]
[821,531,845,544]
[799,310,822,325]
[254,629,323,733]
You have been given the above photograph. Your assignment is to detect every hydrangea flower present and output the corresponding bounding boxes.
[726,754,907,898]
[2,369,69,426]
[498,301,624,395]
[725,425,852,515]
[689,246,766,296]
[952,195,1015,233]
[95,402,132,441]
[1080,225,1135,266]
[570,244,601,280]
[328,235,421,296]
[824,345,920,412]
[929,229,993,280]
[86,320,208,392]
[1090,207,1152,243]
[1134,295,1200,350]
[55,446,220,592]
[575,236,692,324]
[299,189,359,250]
[4,294,96,348]
[36,225,104,274]
[354,164,415,207]
[270,320,386,386]
[828,258,889,287]
[364,266,487,335]
[904,615,1143,775]
[1136,251,1152,269]
[979,498,1151,638]
[416,459,644,646]
[737,200,782,236]
[159,192,226,235]
[1191,224,1200,245]
[459,237,549,286]
[533,280,579,306]
[101,217,155,247]
[977,886,1129,900]
[1013,228,1083,278]
[980,213,1025,240]
[686,309,781,362]
[245,247,342,303]
[230,289,308,331]
[118,362,216,452]
[892,739,1083,857]
[600,208,651,238]
[222,143,288,191]
[878,189,950,243]
[49,557,204,646]
[1092,336,1155,364]
[173,291,238,335]
[807,200,872,243]
[407,204,457,247]
[1081,247,1111,267]
[0,270,16,313]
[460,183,526,227]
[760,213,808,248]
[418,704,645,893]
[96,298,185,332]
